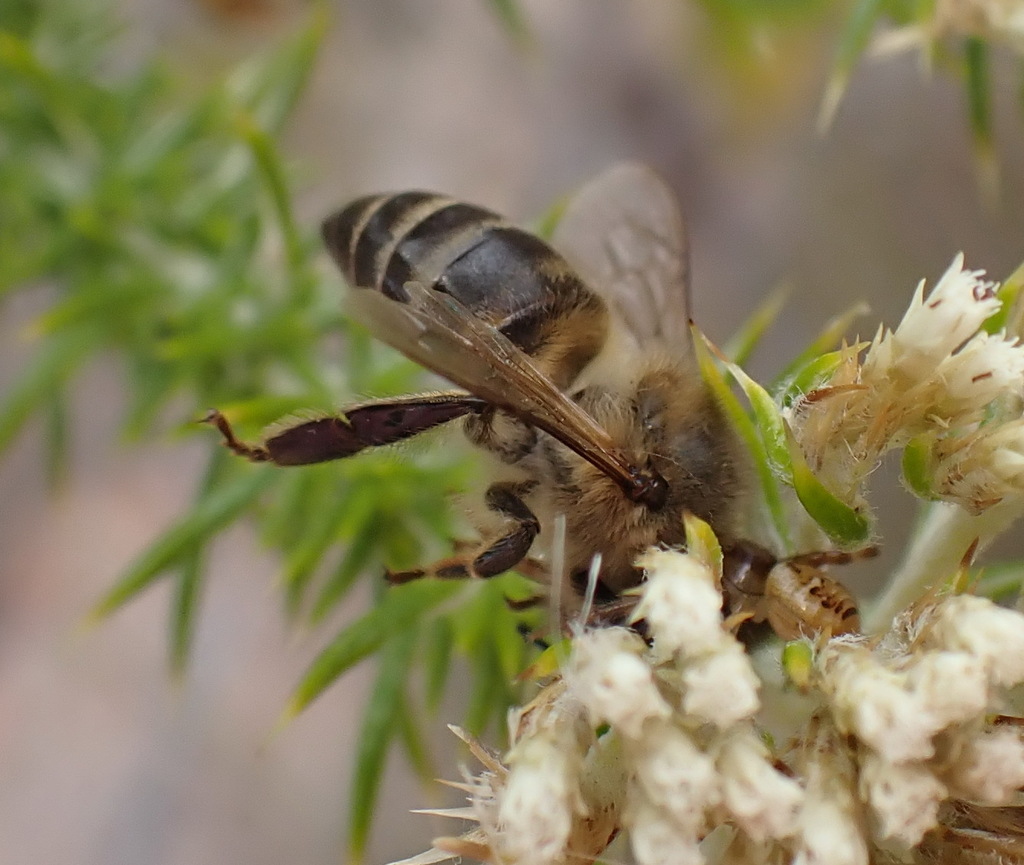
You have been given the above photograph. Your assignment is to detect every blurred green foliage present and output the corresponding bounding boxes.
[0,1,538,854]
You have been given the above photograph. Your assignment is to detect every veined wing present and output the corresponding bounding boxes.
[552,162,693,355]
[348,282,666,507]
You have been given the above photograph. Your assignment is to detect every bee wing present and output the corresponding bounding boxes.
[552,162,693,356]
[348,283,653,499]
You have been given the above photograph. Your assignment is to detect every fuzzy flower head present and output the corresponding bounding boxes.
[805,592,1024,849]
[863,254,1001,383]
[567,627,671,738]
[787,254,1024,514]
[391,549,1024,865]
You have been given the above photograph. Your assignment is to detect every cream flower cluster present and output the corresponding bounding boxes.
[803,592,1024,856]
[391,549,1024,865]
[565,551,797,865]
[787,254,1024,513]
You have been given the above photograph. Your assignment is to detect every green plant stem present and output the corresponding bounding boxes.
[866,499,1024,632]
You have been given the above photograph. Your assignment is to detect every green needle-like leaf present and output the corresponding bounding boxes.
[287,580,463,717]
[170,546,205,676]
[0,331,97,454]
[723,283,790,366]
[396,691,437,782]
[985,262,1024,335]
[311,512,380,622]
[91,466,275,618]
[423,617,455,712]
[464,639,505,737]
[167,449,234,672]
[776,348,854,408]
[964,37,997,199]
[818,0,885,129]
[786,426,871,545]
[694,329,790,548]
[239,116,309,292]
[225,3,329,134]
[347,626,418,864]
[773,303,869,395]
[259,468,335,553]
[973,560,1024,602]
[281,492,353,614]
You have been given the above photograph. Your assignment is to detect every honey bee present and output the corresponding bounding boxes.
[205,163,860,638]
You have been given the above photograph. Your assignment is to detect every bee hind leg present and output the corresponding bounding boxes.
[203,392,484,466]
[387,481,540,583]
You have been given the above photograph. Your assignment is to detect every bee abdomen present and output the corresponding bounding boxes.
[764,562,861,640]
[322,190,609,386]
[323,192,502,301]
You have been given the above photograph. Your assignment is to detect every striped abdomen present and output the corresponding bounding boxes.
[321,192,608,388]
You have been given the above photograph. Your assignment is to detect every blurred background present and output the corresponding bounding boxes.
[1,1,1023,863]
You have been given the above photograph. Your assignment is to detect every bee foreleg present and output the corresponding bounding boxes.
[452,540,549,583]
[204,392,485,466]
[472,482,541,576]
[386,482,540,583]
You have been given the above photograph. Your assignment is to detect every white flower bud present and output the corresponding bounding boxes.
[936,331,1024,410]
[859,754,945,846]
[988,426,1024,486]
[925,595,1024,687]
[792,794,868,865]
[633,722,719,823]
[716,728,804,841]
[568,628,670,738]
[820,645,935,762]
[634,549,726,658]
[864,254,999,383]
[682,644,761,727]
[792,717,869,865]
[944,726,1024,804]
[905,650,989,728]
[498,736,579,865]
[627,796,705,865]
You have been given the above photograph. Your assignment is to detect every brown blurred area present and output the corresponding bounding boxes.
[1,1,1022,863]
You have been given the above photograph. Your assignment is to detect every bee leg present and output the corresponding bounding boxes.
[514,557,549,582]
[463,406,538,464]
[505,594,546,611]
[387,482,540,583]
[471,482,541,576]
[788,545,879,567]
[453,540,549,607]
[202,409,272,462]
[203,392,486,466]
[585,595,641,628]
